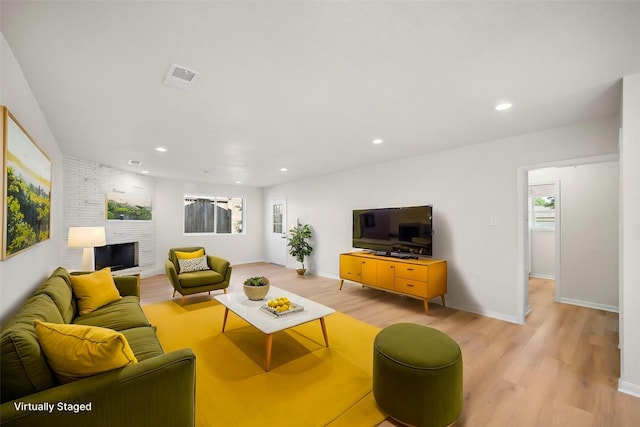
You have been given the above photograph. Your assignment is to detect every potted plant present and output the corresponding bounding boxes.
[287,222,313,275]
[243,276,270,300]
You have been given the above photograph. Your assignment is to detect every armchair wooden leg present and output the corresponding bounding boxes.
[223,288,227,294]
[172,289,176,297]
[181,295,186,306]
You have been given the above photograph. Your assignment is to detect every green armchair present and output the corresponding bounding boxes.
[165,247,232,305]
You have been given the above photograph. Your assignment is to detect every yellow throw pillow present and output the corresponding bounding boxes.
[175,248,205,259]
[33,320,138,383]
[70,267,121,315]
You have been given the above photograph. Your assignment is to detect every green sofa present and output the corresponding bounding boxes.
[0,267,196,427]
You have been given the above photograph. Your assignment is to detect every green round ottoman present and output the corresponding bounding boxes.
[373,323,463,427]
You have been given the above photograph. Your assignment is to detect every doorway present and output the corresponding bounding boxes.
[268,198,287,266]
[527,177,560,304]
[517,154,619,324]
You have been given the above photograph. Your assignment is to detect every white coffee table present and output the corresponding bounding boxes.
[214,286,335,371]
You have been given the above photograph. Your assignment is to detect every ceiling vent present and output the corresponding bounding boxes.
[163,63,200,91]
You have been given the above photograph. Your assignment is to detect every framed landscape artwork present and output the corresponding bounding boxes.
[1,106,52,259]
[106,192,152,221]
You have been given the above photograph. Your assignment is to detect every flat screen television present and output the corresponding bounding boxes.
[94,242,139,271]
[352,205,433,257]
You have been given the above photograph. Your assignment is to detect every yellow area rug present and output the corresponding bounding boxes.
[142,300,386,427]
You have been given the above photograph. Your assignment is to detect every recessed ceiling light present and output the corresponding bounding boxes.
[141,170,149,174]
[372,138,383,144]
[128,160,142,166]
[156,147,167,152]
[280,168,288,172]
[495,102,513,111]
[235,180,242,184]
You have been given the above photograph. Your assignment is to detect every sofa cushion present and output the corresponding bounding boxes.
[70,267,122,315]
[49,266,72,286]
[0,294,61,402]
[120,326,165,361]
[175,248,205,260]
[73,296,150,331]
[32,275,76,323]
[171,247,205,273]
[34,320,138,383]
[178,255,210,273]
[179,269,224,288]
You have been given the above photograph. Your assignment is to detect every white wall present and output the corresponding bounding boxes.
[0,34,64,322]
[619,73,640,397]
[264,116,620,323]
[61,157,157,272]
[153,178,264,273]
[530,162,619,310]
[530,230,555,277]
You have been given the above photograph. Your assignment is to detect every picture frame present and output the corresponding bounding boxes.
[1,106,52,259]
[106,192,152,221]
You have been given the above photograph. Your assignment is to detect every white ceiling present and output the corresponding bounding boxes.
[2,1,639,187]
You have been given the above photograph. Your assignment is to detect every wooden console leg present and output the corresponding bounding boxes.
[441,294,446,307]
[339,279,344,290]
[423,299,429,315]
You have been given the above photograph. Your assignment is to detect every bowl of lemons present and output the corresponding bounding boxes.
[261,296,303,317]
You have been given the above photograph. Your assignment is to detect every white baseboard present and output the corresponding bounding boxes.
[618,379,640,398]
[446,302,524,325]
[557,297,619,313]
[529,273,555,280]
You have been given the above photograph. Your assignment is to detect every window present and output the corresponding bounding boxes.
[529,184,556,231]
[272,203,284,234]
[533,196,556,229]
[184,196,244,234]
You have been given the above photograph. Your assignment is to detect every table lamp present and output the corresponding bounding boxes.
[67,226,106,271]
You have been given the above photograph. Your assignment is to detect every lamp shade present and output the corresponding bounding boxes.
[67,227,106,248]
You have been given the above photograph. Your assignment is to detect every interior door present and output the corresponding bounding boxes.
[268,198,287,266]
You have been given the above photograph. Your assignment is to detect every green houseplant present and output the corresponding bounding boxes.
[288,222,313,275]
[243,276,270,300]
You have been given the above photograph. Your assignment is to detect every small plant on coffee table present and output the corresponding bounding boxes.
[243,276,270,300]
[243,276,270,287]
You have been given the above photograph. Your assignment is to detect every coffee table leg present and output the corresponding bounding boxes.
[319,317,329,347]
[265,334,273,371]
[222,307,229,332]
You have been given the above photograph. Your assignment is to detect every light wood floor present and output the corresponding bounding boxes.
[140,263,640,426]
